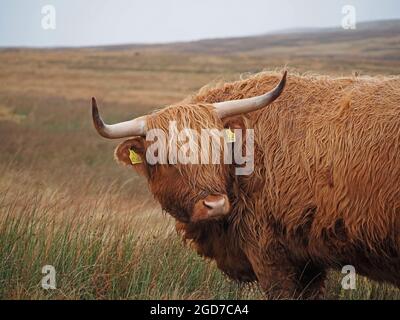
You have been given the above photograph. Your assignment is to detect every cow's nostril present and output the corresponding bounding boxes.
[192,195,230,222]
[203,200,213,210]
[203,197,225,211]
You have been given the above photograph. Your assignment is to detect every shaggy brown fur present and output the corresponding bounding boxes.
[114,71,400,299]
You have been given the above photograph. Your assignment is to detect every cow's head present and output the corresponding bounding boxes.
[91,71,286,224]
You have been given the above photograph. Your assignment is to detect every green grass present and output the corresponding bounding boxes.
[0,175,262,299]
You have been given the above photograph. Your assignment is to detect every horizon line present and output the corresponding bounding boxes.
[0,17,398,50]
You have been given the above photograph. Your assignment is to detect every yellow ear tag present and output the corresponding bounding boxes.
[129,148,143,164]
[225,128,236,143]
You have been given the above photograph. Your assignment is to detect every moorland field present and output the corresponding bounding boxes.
[0,20,400,299]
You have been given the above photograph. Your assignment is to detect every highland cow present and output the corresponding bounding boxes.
[91,70,400,299]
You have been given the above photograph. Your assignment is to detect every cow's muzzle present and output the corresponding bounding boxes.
[191,194,231,223]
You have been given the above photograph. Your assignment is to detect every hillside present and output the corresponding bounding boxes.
[94,19,400,74]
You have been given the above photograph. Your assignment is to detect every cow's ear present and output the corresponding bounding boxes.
[114,137,147,175]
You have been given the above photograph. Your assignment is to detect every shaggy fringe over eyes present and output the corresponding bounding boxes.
[146,103,228,192]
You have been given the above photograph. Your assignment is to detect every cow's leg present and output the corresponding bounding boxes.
[242,228,326,299]
[251,261,326,299]
[256,263,300,299]
[245,246,327,299]
[295,263,327,299]
[245,250,299,299]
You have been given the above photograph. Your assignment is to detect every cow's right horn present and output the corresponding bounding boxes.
[91,97,147,138]
[213,70,287,118]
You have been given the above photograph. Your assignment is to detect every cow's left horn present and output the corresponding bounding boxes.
[213,71,287,118]
[91,97,147,138]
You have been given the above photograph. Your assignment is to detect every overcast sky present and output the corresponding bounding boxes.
[0,0,399,47]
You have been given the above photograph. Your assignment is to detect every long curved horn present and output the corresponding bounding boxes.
[91,97,146,138]
[213,71,287,118]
